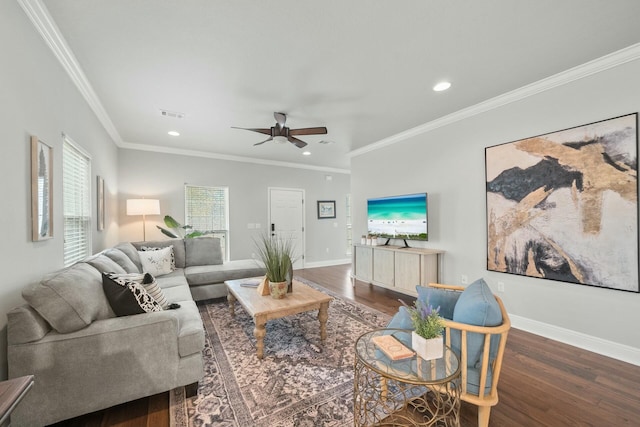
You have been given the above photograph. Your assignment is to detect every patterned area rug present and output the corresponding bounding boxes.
[169,277,390,426]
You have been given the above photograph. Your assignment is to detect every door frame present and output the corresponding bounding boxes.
[267,187,306,269]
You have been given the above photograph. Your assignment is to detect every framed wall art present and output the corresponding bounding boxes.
[485,113,638,292]
[317,200,336,219]
[97,175,105,231]
[31,135,53,241]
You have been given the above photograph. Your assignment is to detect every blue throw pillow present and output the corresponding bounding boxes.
[415,286,460,320]
[387,306,414,330]
[450,278,502,369]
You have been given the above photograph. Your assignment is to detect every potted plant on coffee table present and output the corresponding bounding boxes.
[401,297,446,360]
[254,233,296,299]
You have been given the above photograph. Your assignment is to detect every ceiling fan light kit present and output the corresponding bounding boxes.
[232,112,328,149]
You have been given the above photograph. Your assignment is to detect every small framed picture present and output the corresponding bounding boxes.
[97,176,105,231]
[31,136,53,241]
[317,200,336,219]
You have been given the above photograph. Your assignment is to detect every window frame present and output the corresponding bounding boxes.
[62,134,92,266]
[184,184,230,261]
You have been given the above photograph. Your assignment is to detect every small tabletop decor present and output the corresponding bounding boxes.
[254,233,296,299]
[401,297,445,360]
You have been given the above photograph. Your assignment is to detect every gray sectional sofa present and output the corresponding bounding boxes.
[6,237,265,426]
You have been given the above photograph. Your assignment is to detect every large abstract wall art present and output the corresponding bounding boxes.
[485,113,638,292]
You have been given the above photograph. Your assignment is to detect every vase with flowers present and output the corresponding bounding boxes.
[401,297,446,360]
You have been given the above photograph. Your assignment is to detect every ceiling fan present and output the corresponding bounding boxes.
[232,112,327,148]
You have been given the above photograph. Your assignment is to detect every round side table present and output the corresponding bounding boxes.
[354,329,461,426]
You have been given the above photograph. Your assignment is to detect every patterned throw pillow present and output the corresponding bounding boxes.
[138,245,175,276]
[105,272,170,309]
[141,273,169,309]
[102,272,163,316]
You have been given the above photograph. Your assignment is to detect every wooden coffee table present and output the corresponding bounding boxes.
[225,277,332,359]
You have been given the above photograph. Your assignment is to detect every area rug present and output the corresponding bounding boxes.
[169,277,390,426]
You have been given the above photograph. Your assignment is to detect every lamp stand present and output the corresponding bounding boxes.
[142,214,147,241]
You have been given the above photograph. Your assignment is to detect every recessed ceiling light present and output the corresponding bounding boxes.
[433,81,452,92]
[168,131,180,136]
[302,151,311,156]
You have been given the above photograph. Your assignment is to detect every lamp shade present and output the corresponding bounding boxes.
[126,199,160,216]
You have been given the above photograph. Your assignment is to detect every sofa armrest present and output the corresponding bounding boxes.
[8,309,203,426]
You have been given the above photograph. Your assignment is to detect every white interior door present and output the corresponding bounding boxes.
[268,187,305,269]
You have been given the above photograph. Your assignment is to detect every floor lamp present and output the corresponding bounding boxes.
[126,199,160,241]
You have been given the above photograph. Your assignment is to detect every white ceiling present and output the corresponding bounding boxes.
[30,0,640,171]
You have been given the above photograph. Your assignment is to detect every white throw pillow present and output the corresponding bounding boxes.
[138,246,175,276]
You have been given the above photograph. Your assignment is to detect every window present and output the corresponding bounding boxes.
[346,194,352,255]
[63,136,92,266]
[185,185,229,260]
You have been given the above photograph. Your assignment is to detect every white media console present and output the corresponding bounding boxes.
[351,244,444,296]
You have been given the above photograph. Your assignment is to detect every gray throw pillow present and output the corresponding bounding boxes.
[85,254,127,274]
[185,237,223,266]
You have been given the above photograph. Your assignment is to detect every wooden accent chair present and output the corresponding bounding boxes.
[429,282,511,427]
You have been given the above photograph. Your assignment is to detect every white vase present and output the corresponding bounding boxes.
[411,331,443,360]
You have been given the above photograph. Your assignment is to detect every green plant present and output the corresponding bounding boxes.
[401,297,445,339]
[156,215,210,239]
[254,233,296,283]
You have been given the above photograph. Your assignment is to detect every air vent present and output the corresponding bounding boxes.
[160,109,186,119]
[318,140,335,144]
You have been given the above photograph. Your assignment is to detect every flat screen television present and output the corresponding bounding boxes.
[367,193,428,247]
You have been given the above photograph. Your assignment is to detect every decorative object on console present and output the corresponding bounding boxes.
[31,135,53,241]
[126,198,160,241]
[486,113,638,293]
[317,200,336,219]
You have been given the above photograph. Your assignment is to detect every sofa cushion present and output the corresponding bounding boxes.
[162,284,194,304]
[138,246,175,276]
[85,254,127,275]
[185,237,223,266]
[184,259,266,286]
[451,278,502,368]
[132,239,186,268]
[104,248,140,273]
[102,273,163,316]
[22,263,115,333]
[416,285,461,320]
[114,242,143,272]
[155,269,189,289]
[173,300,206,357]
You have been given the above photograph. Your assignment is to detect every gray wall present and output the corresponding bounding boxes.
[118,149,351,265]
[0,1,120,379]
[351,57,640,360]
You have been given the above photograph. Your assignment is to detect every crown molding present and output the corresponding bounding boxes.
[348,42,640,158]
[120,141,351,174]
[18,0,123,144]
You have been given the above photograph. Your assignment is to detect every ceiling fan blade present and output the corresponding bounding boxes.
[274,112,287,130]
[254,136,273,146]
[288,136,308,148]
[289,127,328,136]
[231,126,272,136]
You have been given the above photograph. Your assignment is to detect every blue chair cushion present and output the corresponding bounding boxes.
[450,278,502,369]
[415,285,461,320]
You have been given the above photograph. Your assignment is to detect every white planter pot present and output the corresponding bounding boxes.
[411,331,443,360]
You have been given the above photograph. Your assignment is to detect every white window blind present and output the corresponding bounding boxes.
[185,185,229,260]
[63,137,91,266]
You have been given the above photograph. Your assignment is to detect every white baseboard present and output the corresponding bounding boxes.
[303,258,351,269]
[510,314,640,366]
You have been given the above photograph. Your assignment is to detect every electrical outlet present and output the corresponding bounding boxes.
[497,281,505,292]
[461,274,468,285]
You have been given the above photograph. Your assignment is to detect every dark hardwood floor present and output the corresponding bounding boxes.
[54,264,640,426]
